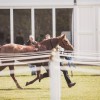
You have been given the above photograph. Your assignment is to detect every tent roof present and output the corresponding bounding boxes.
[0,0,100,7]
[0,0,74,7]
[77,0,100,5]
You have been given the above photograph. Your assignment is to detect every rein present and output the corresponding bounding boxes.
[50,39,54,48]
[61,40,66,49]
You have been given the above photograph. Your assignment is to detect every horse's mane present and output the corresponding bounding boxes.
[40,37,59,50]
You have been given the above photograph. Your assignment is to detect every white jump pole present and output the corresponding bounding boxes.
[49,48,61,100]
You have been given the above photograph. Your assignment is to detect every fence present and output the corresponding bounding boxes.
[0,49,100,100]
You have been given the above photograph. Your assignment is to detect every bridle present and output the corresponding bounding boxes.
[61,40,66,49]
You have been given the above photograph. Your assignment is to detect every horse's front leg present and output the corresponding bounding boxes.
[26,67,41,86]
[39,69,49,82]
[8,65,22,89]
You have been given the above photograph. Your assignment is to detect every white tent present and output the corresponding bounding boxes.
[74,0,100,55]
[0,0,100,54]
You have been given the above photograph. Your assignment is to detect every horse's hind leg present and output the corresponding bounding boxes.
[0,66,7,71]
[26,70,40,86]
[8,65,22,89]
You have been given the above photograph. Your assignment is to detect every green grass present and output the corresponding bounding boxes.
[0,66,100,100]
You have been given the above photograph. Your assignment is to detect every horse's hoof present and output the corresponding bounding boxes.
[39,74,43,82]
[68,82,76,88]
[18,86,23,89]
[25,82,29,86]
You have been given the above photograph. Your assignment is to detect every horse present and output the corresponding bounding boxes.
[0,34,73,89]
[25,34,74,87]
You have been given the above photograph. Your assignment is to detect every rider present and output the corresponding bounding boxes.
[26,35,37,45]
[26,35,37,75]
[43,34,51,40]
[15,31,24,45]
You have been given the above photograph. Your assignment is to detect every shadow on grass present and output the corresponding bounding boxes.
[23,88,42,90]
[0,75,30,77]
[0,88,42,91]
[71,75,100,76]
[0,88,18,91]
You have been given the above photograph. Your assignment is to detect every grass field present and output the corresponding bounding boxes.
[0,66,100,100]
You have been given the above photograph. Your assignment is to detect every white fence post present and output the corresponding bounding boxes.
[49,48,61,100]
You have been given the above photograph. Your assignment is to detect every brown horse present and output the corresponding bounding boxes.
[0,34,73,89]
[0,43,46,89]
[25,35,74,87]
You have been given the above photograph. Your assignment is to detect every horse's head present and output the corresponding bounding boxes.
[58,34,73,51]
[40,34,73,51]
